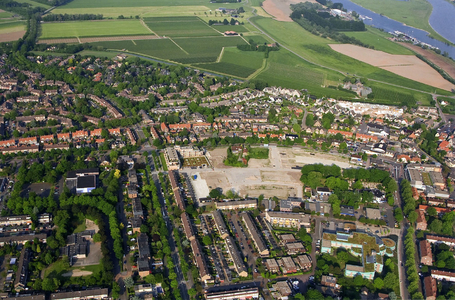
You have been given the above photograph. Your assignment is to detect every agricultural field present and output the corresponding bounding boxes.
[350,0,448,43]
[210,25,249,33]
[144,17,220,37]
[344,27,413,55]
[40,20,151,39]
[195,47,265,78]
[369,83,432,106]
[90,36,247,64]
[0,21,26,42]
[251,16,453,96]
[15,0,52,9]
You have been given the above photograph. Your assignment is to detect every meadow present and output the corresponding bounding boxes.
[40,20,151,39]
[15,0,52,8]
[350,0,448,43]
[0,21,26,34]
[196,48,265,78]
[90,36,248,64]
[144,17,220,37]
[344,27,413,55]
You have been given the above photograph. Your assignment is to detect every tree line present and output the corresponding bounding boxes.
[42,13,104,22]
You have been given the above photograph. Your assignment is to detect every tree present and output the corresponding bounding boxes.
[427,207,437,217]
[362,152,368,161]
[429,219,443,234]
[408,210,418,223]
[124,277,134,288]
[202,235,212,246]
[373,277,384,290]
[209,188,222,199]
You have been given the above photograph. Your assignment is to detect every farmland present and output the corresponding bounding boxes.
[15,0,52,8]
[344,27,413,55]
[196,48,265,78]
[40,20,151,39]
[143,17,220,37]
[0,21,26,42]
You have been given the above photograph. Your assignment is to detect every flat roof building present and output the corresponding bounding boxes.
[50,288,109,300]
[205,286,259,300]
[215,199,257,210]
[265,211,310,230]
[164,147,180,170]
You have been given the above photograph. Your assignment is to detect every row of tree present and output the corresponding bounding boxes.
[404,228,424,299]
[42,13,103,22]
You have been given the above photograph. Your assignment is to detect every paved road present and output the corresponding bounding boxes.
[152,173,190,300]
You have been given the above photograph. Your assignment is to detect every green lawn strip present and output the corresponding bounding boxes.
[40,20,151,39]
[349,0,451,44]
[60,0,210,9]
[210,25,249,33]
[160,152,168,171]
[344,27,414,55]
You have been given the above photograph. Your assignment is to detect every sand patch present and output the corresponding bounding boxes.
[399,42,455,80]
[62,270,93,277]
[261,0,316,22]
[330,44,455,91]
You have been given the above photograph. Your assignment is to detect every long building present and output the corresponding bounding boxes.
[190,239,211,282]
[427,235,455,247]
[205,286,259,300]
[0,213,51,226]
[241,212,269,256]
[225,236,248,277]
[265,211,310,230]
[164,147,180,170]
[181,212,195,241]
[212,210,229,239]
[50,288,109,300]
[215,199,257,210]
[168,170,186,210]
[431,269,455,282]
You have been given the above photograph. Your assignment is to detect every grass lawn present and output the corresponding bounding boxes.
[195,47,264,78]
[0,11,14,18]
[439,96,455,114]
[350,0,449,44]
[344,27,414,55]
[422,172,433,185]
[40,19,151,39]
[248,147,269,159]
[59,0,211,8]
[73,221,86,233]
[44,258,71,280]
[160,152,168,171]
[77,50,119,58]
[144,17,220,37]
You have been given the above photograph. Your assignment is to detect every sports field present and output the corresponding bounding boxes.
[40,20,151,39]
[144,17,220,37]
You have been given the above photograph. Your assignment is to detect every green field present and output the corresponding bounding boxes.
[210,25,249,33]
[350,0,450,44]
[58,0,210,8]
[344,27,413,55]
[40,20,151,39]
[15,0,52,8]
[0,21,26,34]
[90,36,247,64]
[369,82,432,106]
[196,47,264,78]
[251,16,452,96]
[144,17,220,37]
[439,96,455,114]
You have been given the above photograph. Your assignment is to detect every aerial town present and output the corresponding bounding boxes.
[0,48,453,300]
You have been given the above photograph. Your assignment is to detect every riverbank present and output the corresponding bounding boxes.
[349,0,453,45]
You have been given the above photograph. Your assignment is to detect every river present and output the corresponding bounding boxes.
[333,0,455,59]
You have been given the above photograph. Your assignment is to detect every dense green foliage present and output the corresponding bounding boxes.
[404,228,424,299]
[42,13,104,21]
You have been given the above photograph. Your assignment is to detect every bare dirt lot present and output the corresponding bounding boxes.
[38,35,160,44]
[262,0,317,21]
[0,30,25,42]
[399,42,455,79]
[330,44,455,91]
[186,146,350,199]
